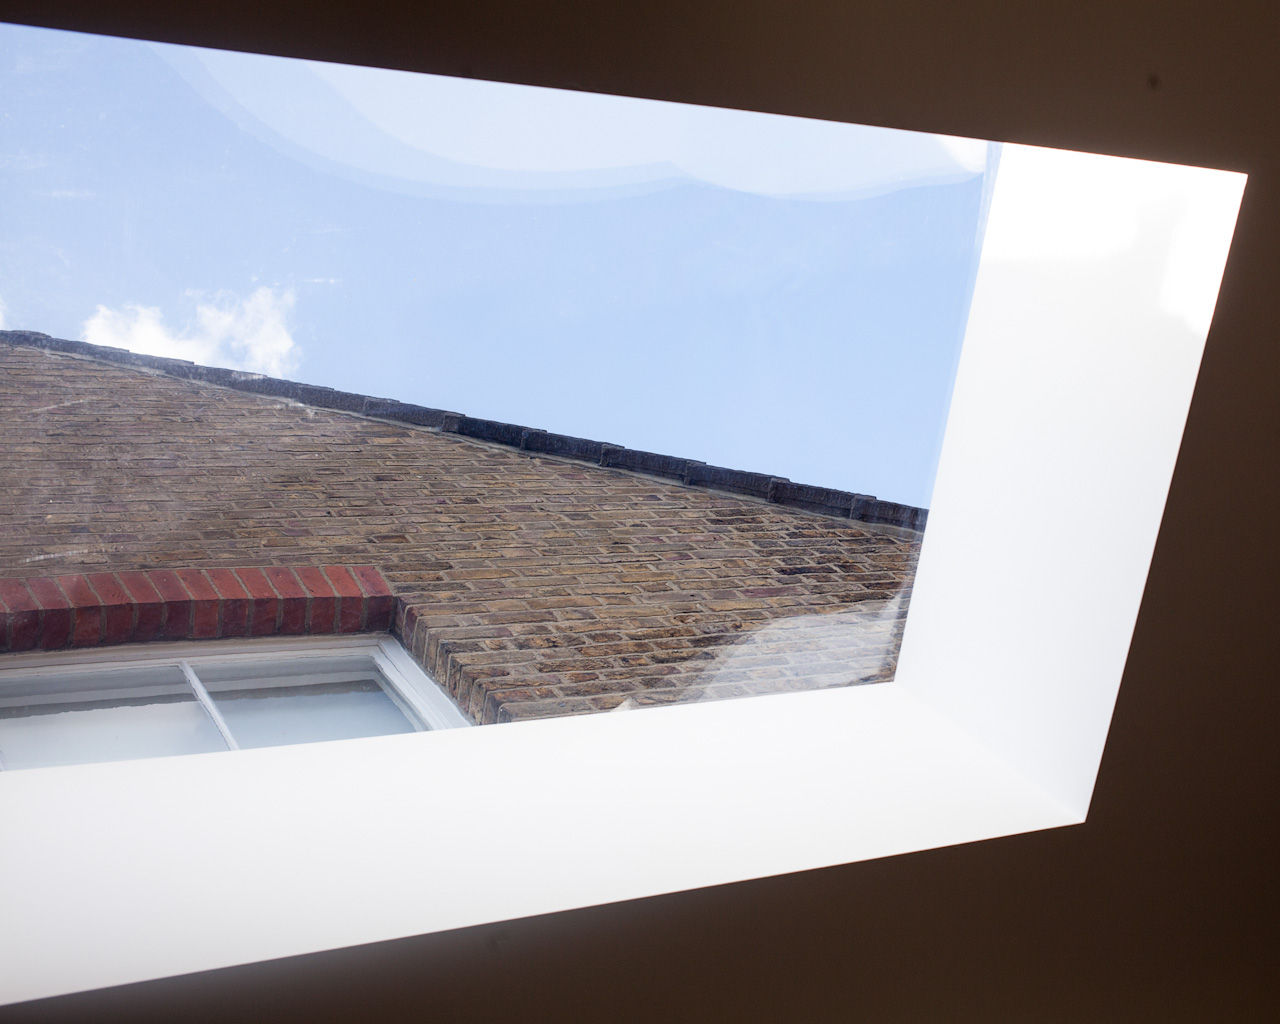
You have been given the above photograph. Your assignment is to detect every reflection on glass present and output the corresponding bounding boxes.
[0,21,994,508]
[0,664,227,770]
[208,678,416,749]
[195,654,419,748]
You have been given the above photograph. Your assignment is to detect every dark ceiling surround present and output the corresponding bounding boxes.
[2,2,1277,1021]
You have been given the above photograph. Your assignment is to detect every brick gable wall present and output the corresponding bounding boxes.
[0,341,920,724]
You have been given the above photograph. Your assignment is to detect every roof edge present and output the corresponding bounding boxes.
[1,330,928,533]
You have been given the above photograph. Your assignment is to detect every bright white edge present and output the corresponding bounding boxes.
[0,144,1245,1004]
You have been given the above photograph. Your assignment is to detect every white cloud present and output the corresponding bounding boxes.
[82,287,299,377]
[0,296,7,330]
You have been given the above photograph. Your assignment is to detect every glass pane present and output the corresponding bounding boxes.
[200,659,417,749]
[0,21,989,510]
[0,665,227,770]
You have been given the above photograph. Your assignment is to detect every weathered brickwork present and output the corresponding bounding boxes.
[0,340,921,724]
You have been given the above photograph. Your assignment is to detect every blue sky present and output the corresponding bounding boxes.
[0,22,995,508]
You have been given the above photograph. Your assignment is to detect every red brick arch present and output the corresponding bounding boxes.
[0,565,393,652]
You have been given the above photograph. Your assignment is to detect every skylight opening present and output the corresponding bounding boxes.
[0,17,1247,1007]
[0,21,1011,725]
[0,22,1245,732]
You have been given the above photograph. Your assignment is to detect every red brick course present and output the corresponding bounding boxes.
[0,579,41,651]
[176,568,220,638]
[87,572,134,644]
[321,566,366,633]
[263,566,308,635]
[0,566,394,651]
[117,571,165,642]
[232,567,281,636]
[205,568,251,637]
[56,574,104,647]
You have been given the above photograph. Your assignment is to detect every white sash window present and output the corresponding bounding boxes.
[0,635,469,771]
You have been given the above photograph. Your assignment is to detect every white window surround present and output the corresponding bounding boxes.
[0,144,1246,1005]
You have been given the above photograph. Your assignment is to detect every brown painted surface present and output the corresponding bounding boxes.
[0,341,916,723]
[0,1,1276,1021]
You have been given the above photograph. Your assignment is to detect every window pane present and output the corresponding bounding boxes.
[198,658,417,749]
[0,665,227,770]
[209,679,416,749]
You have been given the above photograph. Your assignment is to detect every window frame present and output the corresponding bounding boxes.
[0,634,471,771]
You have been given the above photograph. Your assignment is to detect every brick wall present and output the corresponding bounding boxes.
[0,339,921,724]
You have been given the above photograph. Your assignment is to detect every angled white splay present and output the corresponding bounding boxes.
[0,144,1244,1005]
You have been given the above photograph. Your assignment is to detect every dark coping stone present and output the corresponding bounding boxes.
[292,383,368,412]
[43,336,90,355]
[854,498,928,531]
[153,358,203,379]
[601,448,702,481]
[17,335,73,354]
[223,373,295,397]
[108,349,159,368]
[521,431,609,462]
[1,330,52,344]
[867,500,903,521]
[772,481,855,517]
[145,356,198,376]
[684,463,786,499]
[455,416,527,446]
[849,494,879,518]
[130,356,187,378]
[191,365,240,386]
[363,399,463,430]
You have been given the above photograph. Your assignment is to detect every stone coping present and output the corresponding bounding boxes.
[1,330,928,532]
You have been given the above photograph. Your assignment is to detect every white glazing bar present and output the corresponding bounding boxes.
[179,660,240,751]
